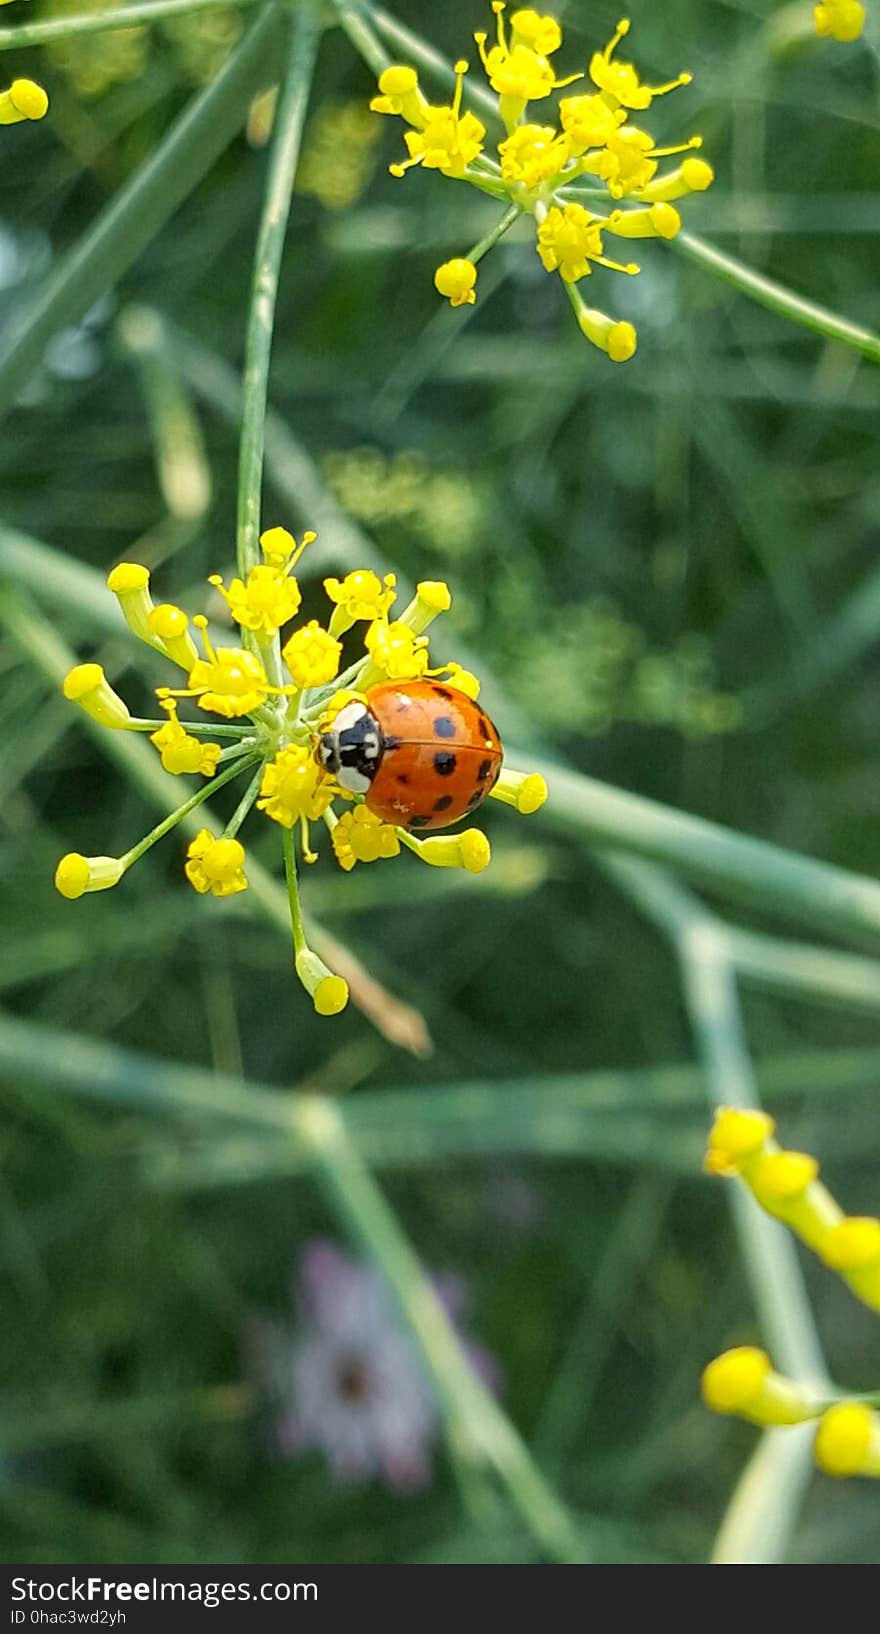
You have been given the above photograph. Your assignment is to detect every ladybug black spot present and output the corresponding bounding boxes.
[433,716,456,738]
[396,773,410,785]
[478,717,490,739]
[467,789,484,809]
[431,685,454,701]
[409,814,431,829]
[477,758,492,781]
[433,751,457,777]
[433,794,453,812]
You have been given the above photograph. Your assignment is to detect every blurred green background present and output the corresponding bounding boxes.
[1,0,880,1565]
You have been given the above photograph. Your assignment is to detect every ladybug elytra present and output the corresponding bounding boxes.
[317,679,503,831]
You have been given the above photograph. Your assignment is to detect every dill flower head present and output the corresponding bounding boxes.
[55,528,548,1014]
[367,5,713,360]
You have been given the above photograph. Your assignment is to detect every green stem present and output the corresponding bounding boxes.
[331,0,389,75]
[121,754,260,868]
[281,824,307,955]
[673,229,880,364]
[0,6,287,418]
[236,4,321,576]
[0,0,263,52]
[224,765,263,837]
[467,202,521,264]
[528,754,880,946]
[293,1098,588,1563]
[128,716,252,738]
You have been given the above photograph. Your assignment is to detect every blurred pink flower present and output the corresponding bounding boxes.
[249,1239,498,1492]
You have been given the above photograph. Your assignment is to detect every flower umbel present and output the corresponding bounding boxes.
[57,536,547,1012]
[368,6,713,358]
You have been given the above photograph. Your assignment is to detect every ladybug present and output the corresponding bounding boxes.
[317,679,503,831]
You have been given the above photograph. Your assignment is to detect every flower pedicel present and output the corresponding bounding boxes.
[55,531,547,1015]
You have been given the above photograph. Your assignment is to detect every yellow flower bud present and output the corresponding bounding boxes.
[576,307,638,363]
[748,1150,841,1252]
[147,604,199,669]
[815,1403,880,1478]
[54,853,125,900]
[62,663,133,730]
[107,562,163,648]
[490,768,548,815]
[282,621,342,688]
[704,1107,774,1178]
[397,580,452,638]
[821,1218,880,1312]
[295,948,349,1015]
[701,1347,818,1427]
[813,0,865,40]
[434,259,478,308]
[184,830,248,897]
[406,828,491,873]
[0,78,48,125]
[635,156,714,203]
[605,203,681,240]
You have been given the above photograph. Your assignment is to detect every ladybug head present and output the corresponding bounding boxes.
[316,700,384,794]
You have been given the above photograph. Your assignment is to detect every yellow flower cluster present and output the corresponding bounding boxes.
[370,7,714,360]
[702,1109,880,1482]
[705,1107,880,1310]
[55,526,548,1014]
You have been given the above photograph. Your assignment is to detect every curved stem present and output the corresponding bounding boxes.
[673,229,880,364]
[224,764,264,837]
[236,3,321,576]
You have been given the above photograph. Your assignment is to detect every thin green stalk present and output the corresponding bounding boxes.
[121,754,260,868]
[467,202,520,264]
[5,1015,880,1185]
[224,765,264,837]
[128,716,251,738]
[293,1097,588,1563]
[722,924,880,1015]
[0,6,287,417]
[673,230,880,364]
[0,0,262,51]
[236,4,321,576]
[532,756,880,946]
[332,0,389,75]
[281,824,307,955]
